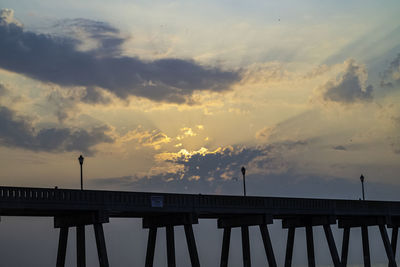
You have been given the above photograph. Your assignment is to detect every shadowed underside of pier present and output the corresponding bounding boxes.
[0,186,399,267]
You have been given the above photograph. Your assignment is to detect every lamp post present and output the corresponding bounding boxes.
[241,166,246,197]
[360,174,365,200]
[78,155,84,190]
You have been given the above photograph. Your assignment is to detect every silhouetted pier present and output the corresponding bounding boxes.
[0,186,399,267]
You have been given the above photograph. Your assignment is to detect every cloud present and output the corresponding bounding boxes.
[255,126,275,142]
[0,82,9,96]
[53,18,124,56]
[148,141,307,186]
[176,127,198,140]
[46,86,112,122]
[321,60,373,103]
[91,144,400,201]
[90,137,400,200]
[0,8,22,27]
[303,64,331,79]
[0,9,240,104]
[80,87,111,104]
[0,105,113,155]
[381,53,400,88]
[120,126,171,150]
[239,62,289,85]
[332,145,347,151]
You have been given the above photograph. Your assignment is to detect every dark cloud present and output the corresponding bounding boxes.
[81,87,111,104]
[172,142,306,182]
[46,89,77,122]
[92,141,309,194]
[0,105,113,155]
[0,9,240,104]
[45,87,111,123]
[332,145,346,151]
[381,53,400,88]
[322,60,373,103]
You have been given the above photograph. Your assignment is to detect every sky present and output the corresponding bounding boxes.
[0,1,400,266]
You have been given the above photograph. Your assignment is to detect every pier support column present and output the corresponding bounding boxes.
[305,225,315,267]
[323,224,341,267]
[142,213,199,267]
[341,227,350,267]
[56,227,69,267]
[284,227,295,267]
[283,216,339,267]
[387,216,400,267]
[392,227,398,259]
[379,224,397,267]
[184,224,201,267]
[94,223,109,267]
[241,226,251,267]
[339,216,397,267]
[220,227,231,267]
[218,214,274,267]
[259,225,277,267]
[145,228,157,267]
[54,211,109,267]
[76,225,86,267]
[361,226,371,267]
[166,226,176,267]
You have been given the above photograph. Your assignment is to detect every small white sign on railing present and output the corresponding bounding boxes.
[151,196,164,208]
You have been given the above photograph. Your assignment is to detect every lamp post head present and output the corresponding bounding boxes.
[78,155,84,165]
[360,174,364,183]
[241,166,246,176]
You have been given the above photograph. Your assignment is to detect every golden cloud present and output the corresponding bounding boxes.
[120,126,171,150]
[155,146,227,162]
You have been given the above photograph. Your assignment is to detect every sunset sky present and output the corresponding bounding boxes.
[0,1,400,266]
